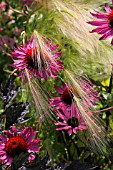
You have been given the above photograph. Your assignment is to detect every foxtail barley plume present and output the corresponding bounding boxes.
[51,0,113,80]
[25,68,55,120]
[64,69,109,153]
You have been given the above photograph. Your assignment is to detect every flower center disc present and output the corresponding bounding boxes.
[5,136,27,157]
[26,47,50,69]
[26,48,38,69]
[62,88,73,105]
[62,86,80,105]
[67,117,79,128]
[108,10,113,27]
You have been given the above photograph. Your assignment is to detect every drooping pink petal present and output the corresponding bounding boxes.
[0,135,7,143]
[99,29,113,40]
[104,3,112,13]
[0,154,7,161]
[28,154,35,162]
[73,128,77,134]
[54,85,65,94]
[50,44,59,51]
[53,50,62,58]
[68,128,72,136]
[12,126,17,135]
[90,26,110,34]
[64,109,71,119]
[90,11,108,19]
[78,125,87,130]
[96,27,111,34]
[0,144,5,150]
[70,102,76,117]
[57,112,66,121]
[0,151,6,155]
[54,122,67,126]
[5,156,13,166]
[28,139,40,152]
[87,21,108,26]
[19,127,35,144]
[56,126,71,130]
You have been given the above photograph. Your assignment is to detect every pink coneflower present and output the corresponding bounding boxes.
[87,2,113,45]
[50,82,73,111]
[55,107,87,135]
[0,126,40,166]
[50,80,99,115]
[11,36,63,83]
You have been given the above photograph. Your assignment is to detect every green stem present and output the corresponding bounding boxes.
[61,131,72,161]
[94,106,113,113]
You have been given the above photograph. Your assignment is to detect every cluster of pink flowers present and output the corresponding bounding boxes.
[10,28,100,139]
